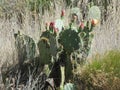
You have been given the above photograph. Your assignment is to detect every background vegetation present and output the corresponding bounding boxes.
[76,50,120,90]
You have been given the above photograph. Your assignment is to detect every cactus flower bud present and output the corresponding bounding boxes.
[61,10,65,17]
[45,22,49,30]
[73,15,77,20]
[50,22,55,28]
[79,22,84,29]
[91,19,99,26]
[45,22,49,27]
[54,28,58,33]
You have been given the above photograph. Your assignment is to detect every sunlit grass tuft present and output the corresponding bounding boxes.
[87,50,120,77]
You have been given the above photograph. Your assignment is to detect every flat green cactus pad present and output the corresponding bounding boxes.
[38,31,57,64]
[40,31,57,57]
[15,34,36,61]
[88,6,101,20]
[37,37,51,64]
[70,7,82,20]
[71,7,80,15]
[64,83,76,90]
[24,35,36,60]
[59,29,81,54]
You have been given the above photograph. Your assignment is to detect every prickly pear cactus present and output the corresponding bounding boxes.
[14,31,36,64]
[38,31,57,64]
[78,5,101,60]
[70,7,82,21]
[88,6,101,20]
[10,7,101,89]
[24,35,36,60]
[59,29,81,54]
[37,37,51,64]
[64,83,76,90]
[42,31,57,57]
[77,22,94,62]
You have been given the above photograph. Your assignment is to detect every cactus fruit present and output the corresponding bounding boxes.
[79,22,84,30]
[49,22,56,34]
[91,19,99,26]
[61,9,65,17]
[55,9,65,33]
[50,22,55,28]
[54,28,59,33]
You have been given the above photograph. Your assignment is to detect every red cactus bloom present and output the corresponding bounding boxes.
[61,10,65,17]
[91,19,99,26]
[50,22,55,28]
[79,22,84,29]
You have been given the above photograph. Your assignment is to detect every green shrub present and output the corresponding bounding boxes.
[77,50,120,90]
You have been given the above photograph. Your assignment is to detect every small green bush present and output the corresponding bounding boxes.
[77,50,120,90]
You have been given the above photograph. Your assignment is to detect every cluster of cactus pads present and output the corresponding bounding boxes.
[2,5,100,90]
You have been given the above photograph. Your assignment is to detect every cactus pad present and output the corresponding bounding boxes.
[64,83,76,90]
[37,37,51,64]
[15,33,36,64]
[88,6,101,20]
[40,31,57,57]
[59,29,81,54]
[38,31,57,64]
[70,7,82,21]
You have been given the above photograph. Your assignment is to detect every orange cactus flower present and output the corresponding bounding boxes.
[91,19,99,26]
